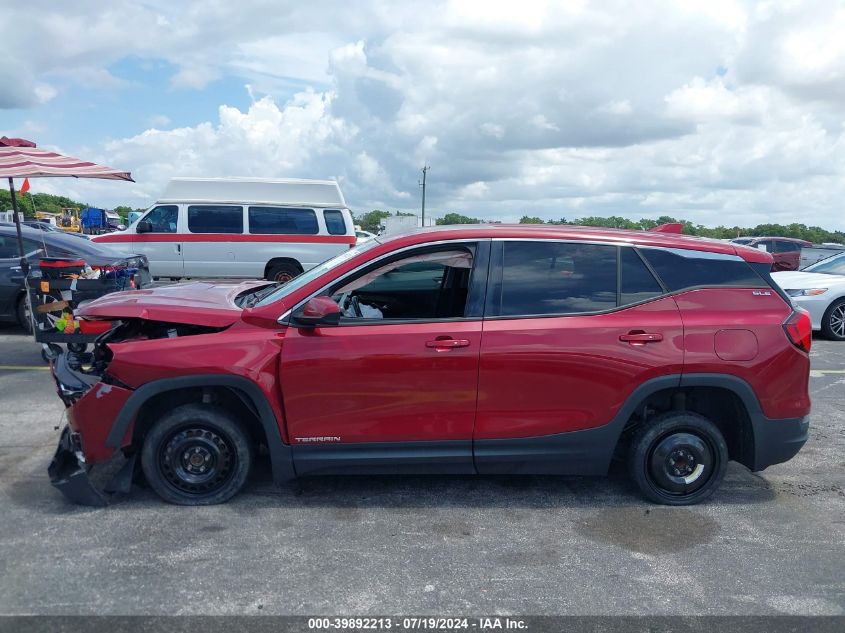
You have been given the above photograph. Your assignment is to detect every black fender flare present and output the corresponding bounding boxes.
[105,374,295,484]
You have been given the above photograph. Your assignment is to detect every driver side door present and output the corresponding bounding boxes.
[280,241,489,476]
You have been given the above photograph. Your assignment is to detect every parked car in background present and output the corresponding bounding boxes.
[0,221,90,239]
[0,224,150,333]
[355,229,377,243]
[730,237,811,271]
[49,224,810,507]
[773,251,845,340]
[93,178,356,282]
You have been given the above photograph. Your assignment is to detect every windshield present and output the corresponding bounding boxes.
[804,252,845,275]
[253,238,382,307]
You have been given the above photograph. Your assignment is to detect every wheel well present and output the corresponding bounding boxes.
[617,386,754,468]
[263,258,303,279]
[131,386,269,453]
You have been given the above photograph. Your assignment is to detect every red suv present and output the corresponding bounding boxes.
[48,225,812,507]
[730,237,811,272]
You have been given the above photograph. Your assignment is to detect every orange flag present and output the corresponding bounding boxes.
[19,177,30,195]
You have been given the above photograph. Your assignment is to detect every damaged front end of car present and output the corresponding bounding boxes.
[49,319,228,506]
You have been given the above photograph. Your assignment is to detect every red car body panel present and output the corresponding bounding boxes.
[66,383,134,462]
[281,320,483,443]
[673,288,811,420]
[476,296,684,439]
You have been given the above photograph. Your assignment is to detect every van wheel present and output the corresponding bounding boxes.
[821,299,845,341]
[266,262,300,283]
[141,404,253,506]
[628,412,728,505]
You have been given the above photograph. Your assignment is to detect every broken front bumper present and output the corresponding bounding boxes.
[48,426,136,507]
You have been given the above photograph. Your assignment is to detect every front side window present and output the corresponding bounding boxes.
[187,205,243,234]
[142,205,178,233]
[248,207,318,235]
[330,248,474,320]
[324,209,347,236]
[0,235,44,258]
[775,240,800,253]
[499,242,617,316]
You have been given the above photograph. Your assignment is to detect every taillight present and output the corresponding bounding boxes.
[783,308,812,353]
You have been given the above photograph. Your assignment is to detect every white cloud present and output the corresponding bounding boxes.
[7,0,845,230]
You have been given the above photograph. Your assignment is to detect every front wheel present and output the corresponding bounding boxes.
[628,412,728,505]
[141,404,253,506]
[821,298,845,341]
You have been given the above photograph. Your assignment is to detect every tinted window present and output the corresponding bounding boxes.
[775,240,800,253]
[142,205,178,233]
[641,248,764,291]
[248,207,318,235]
[188,205,243,234]
[0,235,43,258]
[621,248,663,305]
[324,209,347,235]
[500,242,617,315]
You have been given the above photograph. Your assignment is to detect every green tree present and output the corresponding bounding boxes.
[355,210,391,233]
[519,215,544,224]
[436,212,481,225]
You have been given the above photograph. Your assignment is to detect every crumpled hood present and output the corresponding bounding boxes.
[77,280,270,327]
[772,271,845,290]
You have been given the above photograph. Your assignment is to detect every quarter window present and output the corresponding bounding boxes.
[641,248,764,291]
[500,242,617,316]
[620,248,663,305]
[187,205,243,234]
[141,205,178,233]
[248,207,318,235]
[324,209,347,236]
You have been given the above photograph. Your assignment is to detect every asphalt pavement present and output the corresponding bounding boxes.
[0,324,843,616]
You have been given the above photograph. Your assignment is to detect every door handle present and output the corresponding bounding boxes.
[620,332,663,344]
[425,337,471,351]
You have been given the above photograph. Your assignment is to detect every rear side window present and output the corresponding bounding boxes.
[500,242,617,315]
[187,205,243,234]
[641,248,764,291]
[621,248,663,305]
[324,209,347,235]
[775,240,800,253]
[248,207,318,235]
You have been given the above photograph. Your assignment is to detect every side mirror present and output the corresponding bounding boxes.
[137,220,152,234]
[291,296,341,327]
[117,224,126,231]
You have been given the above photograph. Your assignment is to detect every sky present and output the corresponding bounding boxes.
[2,0,844,229]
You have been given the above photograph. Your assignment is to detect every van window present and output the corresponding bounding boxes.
[500,242,617,316]
[187,205,243,234]
[324,209,347,235]
[248,207,318,235]
[142,205,178,233]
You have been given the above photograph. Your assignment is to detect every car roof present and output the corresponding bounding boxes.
[736,236,811,244]
[376,224,771,263]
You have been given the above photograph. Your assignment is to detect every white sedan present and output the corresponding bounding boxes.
[773,252,845,340]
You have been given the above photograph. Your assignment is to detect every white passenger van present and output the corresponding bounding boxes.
[93,177,356,281]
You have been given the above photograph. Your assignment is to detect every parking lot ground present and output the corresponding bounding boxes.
[0,325,843,616]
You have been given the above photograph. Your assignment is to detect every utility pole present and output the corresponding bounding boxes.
[419,165,429,227]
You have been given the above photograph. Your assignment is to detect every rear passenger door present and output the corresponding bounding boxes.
[475,240,684,473]
[773,240,801,271]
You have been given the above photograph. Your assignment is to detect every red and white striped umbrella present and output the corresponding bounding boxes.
[0,136,133,272]
[0,136,133,181]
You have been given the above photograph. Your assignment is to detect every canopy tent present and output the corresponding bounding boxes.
[0,136,133,271]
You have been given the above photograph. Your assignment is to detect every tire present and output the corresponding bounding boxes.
[16,294,32,335]
[140,404,253,506]
[265,262,301,283]
[821,298,845,341]
[628,412,728,506]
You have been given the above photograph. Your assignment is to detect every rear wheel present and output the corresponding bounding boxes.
[821,298,845,341]
[265,262,301,283]
[628,412,728,505]
[141,404,253,505]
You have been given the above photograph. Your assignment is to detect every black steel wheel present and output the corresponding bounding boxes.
[265,262,301,283]
[628,412,728,505]
[141,404,253,505]
[821,298,845,341]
